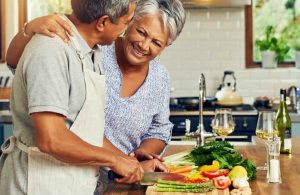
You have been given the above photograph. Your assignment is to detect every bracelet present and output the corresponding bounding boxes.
[23,22,31,38]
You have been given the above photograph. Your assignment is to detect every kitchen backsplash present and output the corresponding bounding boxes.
[1,8,300,101]
[160,8,300,100]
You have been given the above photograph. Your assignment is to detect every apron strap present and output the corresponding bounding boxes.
[1,136,29,154]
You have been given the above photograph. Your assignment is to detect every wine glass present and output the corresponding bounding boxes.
[255,111,277,170]
[211,108,235,141]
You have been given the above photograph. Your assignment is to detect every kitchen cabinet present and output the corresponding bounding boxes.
[170,113,257,142]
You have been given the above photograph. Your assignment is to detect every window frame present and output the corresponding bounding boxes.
[19,0,28,32]
[245,5,294,68]
[0,0,6,62]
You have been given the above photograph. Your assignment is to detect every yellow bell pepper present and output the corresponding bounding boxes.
[198,160,220,173]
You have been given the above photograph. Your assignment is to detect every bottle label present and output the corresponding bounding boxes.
[284,128,291,139]
[284,128,292,150]
[284,139,291,150]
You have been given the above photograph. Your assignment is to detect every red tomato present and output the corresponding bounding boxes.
[202,169,229,179]
[212,176,231,190]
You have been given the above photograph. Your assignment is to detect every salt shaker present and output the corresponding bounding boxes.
[267,137,282,183]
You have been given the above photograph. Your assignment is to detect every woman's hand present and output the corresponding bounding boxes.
[129,148,165,162]
[26,14,73,44]
[140,159,168,172]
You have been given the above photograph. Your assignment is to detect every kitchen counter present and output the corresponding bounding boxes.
[103,137,300,195]
[171,110,258,116]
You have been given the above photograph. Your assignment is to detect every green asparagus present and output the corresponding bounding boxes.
[156,179,215,193]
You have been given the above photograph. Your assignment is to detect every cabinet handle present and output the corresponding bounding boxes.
[243,119,248,128]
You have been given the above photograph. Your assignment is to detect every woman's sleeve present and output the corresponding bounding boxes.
[141,71,173,144]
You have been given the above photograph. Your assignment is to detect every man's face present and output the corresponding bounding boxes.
[101,3,136,45]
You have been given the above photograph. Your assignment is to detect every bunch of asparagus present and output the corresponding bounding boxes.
[156,179,215,193]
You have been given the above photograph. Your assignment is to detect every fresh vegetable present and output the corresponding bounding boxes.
[232,177,250,189]
[203,169,229,179]
[185,141,257,180]
[169,165,193,174]
[185,171,209,181]
[182,178,206,183]
[156,179,215,193]
[228,166,248,181]
[212,176,231,190]
[198,160,220,173]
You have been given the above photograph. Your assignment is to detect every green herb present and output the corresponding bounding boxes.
[255,26,290,63]
[185,141,257,180]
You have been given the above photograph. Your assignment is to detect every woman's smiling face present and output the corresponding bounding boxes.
[122,14,169,66]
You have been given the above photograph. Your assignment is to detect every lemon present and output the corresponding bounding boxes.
[228,166,247,181]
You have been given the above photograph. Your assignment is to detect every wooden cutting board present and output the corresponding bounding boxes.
[146,186,230,195]
[146,151,230,195]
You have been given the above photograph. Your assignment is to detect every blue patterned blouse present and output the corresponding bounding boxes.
[101,43,173,154]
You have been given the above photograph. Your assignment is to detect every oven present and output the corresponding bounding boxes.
[169,97,258,142]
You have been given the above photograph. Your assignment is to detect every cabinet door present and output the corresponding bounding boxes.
[170,115,257,142]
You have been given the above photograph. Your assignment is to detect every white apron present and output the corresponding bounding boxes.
[1,35,106,195]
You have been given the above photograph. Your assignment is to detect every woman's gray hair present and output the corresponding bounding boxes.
[71,0,138,24]
[133,0,186,45]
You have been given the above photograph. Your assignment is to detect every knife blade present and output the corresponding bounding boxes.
[107,170,185,185]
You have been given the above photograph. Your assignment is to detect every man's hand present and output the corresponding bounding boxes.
[110,154,144,184]
[140,159,168,172]
[129,148,165,162]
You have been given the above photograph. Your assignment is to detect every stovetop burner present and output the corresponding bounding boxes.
[170,97,256,112]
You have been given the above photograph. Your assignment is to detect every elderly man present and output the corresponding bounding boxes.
[0,0,144,195]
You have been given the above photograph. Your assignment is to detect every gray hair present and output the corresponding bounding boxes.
[71,0,138,24]
[133,0,186,45]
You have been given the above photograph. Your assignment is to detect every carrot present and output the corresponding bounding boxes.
[169,165,193,174]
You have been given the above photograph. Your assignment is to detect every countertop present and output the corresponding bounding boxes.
[103,137,300,195]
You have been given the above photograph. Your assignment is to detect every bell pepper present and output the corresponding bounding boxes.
[202,169,229,179]
[198,160,220,173]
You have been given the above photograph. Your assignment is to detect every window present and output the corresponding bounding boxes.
[246,0,298,68]
[19,0,71,30]
[27,0,71,20]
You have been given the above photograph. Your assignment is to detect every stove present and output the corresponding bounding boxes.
[169,97,258,142]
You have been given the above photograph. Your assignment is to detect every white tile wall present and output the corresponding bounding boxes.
[1,7,300,100]
[160,8,300,101]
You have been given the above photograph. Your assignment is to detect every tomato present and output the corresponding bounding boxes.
[202,169,229,179]
[212,176,231,190]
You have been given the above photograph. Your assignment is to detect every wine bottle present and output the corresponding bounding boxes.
[274,89,292,154]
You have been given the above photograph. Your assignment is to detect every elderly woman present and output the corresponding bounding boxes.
[7,0,186,160]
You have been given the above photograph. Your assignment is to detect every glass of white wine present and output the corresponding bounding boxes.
[211,108,235,141]
[255,111,278,170]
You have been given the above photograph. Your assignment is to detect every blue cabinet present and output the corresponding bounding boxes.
[170,114,258,142]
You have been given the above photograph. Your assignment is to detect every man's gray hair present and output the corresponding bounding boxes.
[133,0,186,45]
[71,0,138,24]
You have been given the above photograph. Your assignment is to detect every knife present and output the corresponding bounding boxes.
[107,170,185,185]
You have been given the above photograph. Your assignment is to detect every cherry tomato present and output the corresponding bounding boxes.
[212,176,231,190]
[202,169,229,179]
